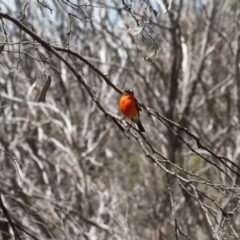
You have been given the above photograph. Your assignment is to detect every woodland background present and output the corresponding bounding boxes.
[0,0,240,239]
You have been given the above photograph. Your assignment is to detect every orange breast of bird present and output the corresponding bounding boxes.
[119,94,139,119]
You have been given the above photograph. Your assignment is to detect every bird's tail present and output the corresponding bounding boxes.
[135,120,146,132]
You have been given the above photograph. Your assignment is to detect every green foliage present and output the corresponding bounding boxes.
[185,155,204,173]
[124,154,142,190]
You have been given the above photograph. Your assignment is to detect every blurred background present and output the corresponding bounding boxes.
[0,0,240,239]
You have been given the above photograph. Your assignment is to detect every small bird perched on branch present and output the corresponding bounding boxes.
[119,89,146,132]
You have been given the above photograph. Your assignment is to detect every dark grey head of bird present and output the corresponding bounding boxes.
[124,89,134,94]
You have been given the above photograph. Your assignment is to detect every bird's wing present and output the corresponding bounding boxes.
[135,99,142,113]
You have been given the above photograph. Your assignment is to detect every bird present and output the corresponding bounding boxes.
[119,89,146,132]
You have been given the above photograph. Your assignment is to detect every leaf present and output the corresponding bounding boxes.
[123,26,143,37]
[145,51,156,60]
[0,44,4,54]
[154,0,172,13]
[143,46,161,62]
[27,81,37,96]
[153,10,160,18]
[37,75,51,102]
[166,0,172,12]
